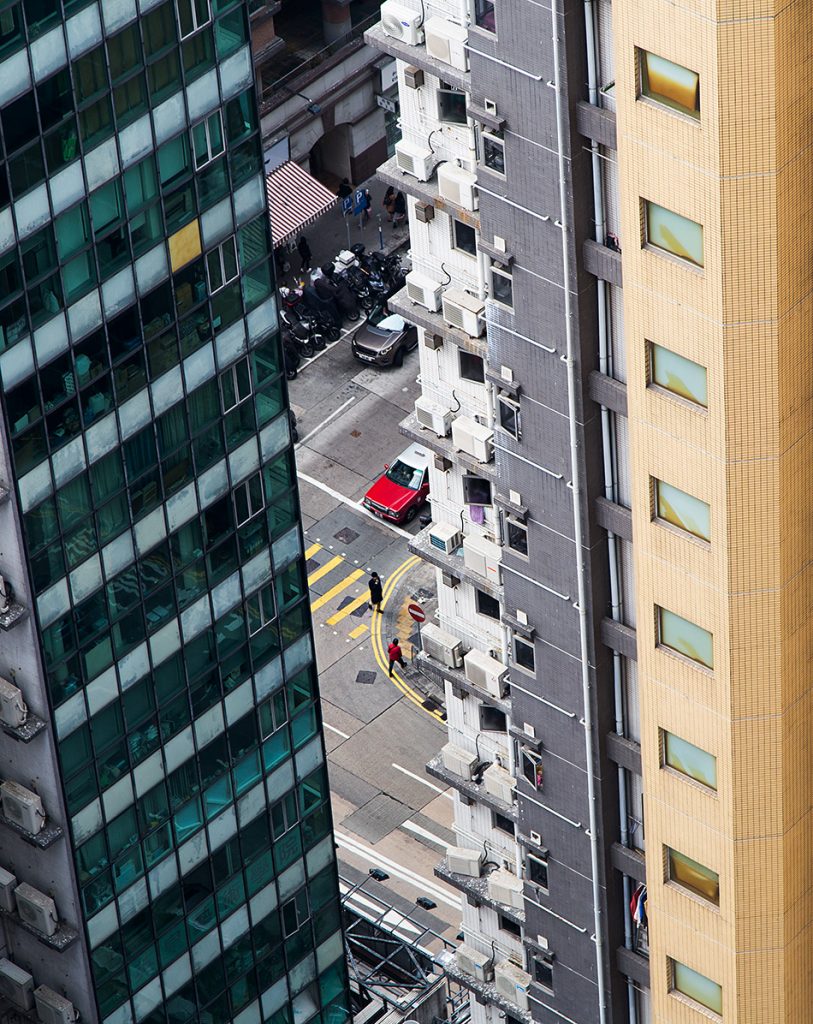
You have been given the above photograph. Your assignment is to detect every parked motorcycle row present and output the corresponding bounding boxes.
[279,243,407,380]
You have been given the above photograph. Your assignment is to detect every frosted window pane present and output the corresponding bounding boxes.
[102,531,134,579]
[166,482,198,532]
[66,4,102,58]
[215,318,245,368]
[70,553,103,603]
[68,288,103,341]
[151,364,183,416]
[673,961,721,1015]
[663,730,717,789]
[118,389,151,439]
[15,183,50,238]
[201,197,233,247]
[34,311,69,366]
[85,412,119,464]
[135,244,168,295]
[247,294,278,342]
[211,570,240,619]
[31,26,67,81]
[102,266,136,317]
[259,413,289,462]
[219,46,252,101]
[0,336,34,389]
[181,594,212,641]
[102,0,137,33]
[183,341,215,392]
[0,208,14,253]
[150,618,182,665]
[153,93,186,146]
[51,162,85,216]
[198,460,229,509]
[228,435,259,482]
[85,137,120,192]
[233,175,264,225]
[18,460,52,512]
[0,50,31,106]
[187,68,219,122]
[38,578,70,628]
[658,606,713,667]
[646,201,704,266]
[51,436,86,487]
[284,632,312,678]
[655,480,710,540]
[650,343,707,406]
[642,51,699,115]
[119,115,154,169]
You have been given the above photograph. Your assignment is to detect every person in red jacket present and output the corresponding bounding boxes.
[387,638,406,677]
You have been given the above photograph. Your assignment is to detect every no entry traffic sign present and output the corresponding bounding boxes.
[408,603,426,623]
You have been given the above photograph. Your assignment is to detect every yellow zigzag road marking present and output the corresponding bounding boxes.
[305,542,322,560]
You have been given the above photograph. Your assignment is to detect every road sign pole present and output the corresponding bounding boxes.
[377,215,384,251]
[344,211,351,248]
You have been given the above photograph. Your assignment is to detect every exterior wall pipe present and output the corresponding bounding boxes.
[549,4,607,1022]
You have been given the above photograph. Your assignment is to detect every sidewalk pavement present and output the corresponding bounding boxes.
[276,172,410,287]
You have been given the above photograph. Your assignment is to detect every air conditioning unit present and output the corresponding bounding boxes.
[415,395,453,436]
[380,1,424,44]
[462,533,502,583]
[421,622,464,669]
[0,867,17,912]
[405,270,443,311]
[452,415,493,461]
[441,571,460,588]
[456,943,494,982]
[424,16,468,70]
[1,781,46,834]
[424,332,443,350]
[442,289,485,337]
[483,762,517,804]
[0,678,27,729]
[446,846,484,876]
[414,200,435,222]
[464,647,508,697]
[429,522,463,555]
[441,741,478,780]
[34,986,79,1024]
[0,958,34,1010]
[14,884,58,937]
[437,163,478,211]
[488,868,524,910]
[395,139,434,181]
[494,961,531,1012]
[404,65,424,89]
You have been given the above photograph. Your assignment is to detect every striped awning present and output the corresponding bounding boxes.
[266,161,337,248]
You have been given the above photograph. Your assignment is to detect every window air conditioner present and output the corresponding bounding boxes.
[14,883,58,937]
[452,415,493,462]
[487,867,524,910]
[462,533,502,583]
[429,522,463,555]
[0,958,34,1010]
[405,270,443,311]
[483,762,517,804]
[421,622,464,668]
[1,781,46,834]
[404,65,425,89]
[494,960,531,1012]
[415,395,453,436]
[34,986,79,1024]
[395,139,435,181]
[441,741,478,780]
[442,289,485,337]
[437,163,478,211]
[0,867,17,912]
[456,942,494,982]
[464,647,508,697]
[424,17,469,70]
[446,846,484,876]
[414,200,435,223]
[380,1,425,44]
[0,677,27,729]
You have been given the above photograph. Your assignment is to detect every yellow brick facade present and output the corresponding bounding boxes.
[614,1,813,1020]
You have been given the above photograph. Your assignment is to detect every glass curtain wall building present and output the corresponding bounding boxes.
[0,1,349,1023]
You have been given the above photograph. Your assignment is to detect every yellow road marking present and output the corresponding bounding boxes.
[307,555,343,586]
[326,591,369,626]
[310,569,365,612]
[305,542,322,560]
[349,624,368,639]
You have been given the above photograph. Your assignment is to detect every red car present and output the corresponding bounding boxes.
[362,444,431,524]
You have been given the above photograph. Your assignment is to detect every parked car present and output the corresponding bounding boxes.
[351,303,418,367]
[362,444,431,524]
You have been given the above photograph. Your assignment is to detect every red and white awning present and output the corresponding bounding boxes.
[265,161,337,248]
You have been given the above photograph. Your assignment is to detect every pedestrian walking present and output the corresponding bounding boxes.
[392,190,407,228]
[297,235,312,272]
[382,186,396,222]
[368,572,383,613]
[361,188,372,226]
[337,177,353,199]
[387,637,407,677]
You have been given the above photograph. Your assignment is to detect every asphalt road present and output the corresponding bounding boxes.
[290,330,459,939]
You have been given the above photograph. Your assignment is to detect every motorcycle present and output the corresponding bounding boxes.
[282,332,301,380]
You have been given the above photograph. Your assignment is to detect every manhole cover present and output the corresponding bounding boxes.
[356,671,377,685]
[334,527,359,544]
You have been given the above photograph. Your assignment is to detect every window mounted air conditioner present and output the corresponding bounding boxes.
[464,647,508,697]
[405,270,443,311]
[462,533,502,583]
[452,415,493,462]
[429,522,462,555]
[488,868,524,910]
[34,986,79,1024]
[0,867,17,912]
[456,942,494,982]
[381,1,425,44]
[1,781,46,834]
[415,395,453,436]
[442,289,485,337]
[421,622,464,669]
[424,17,469,70]
[437,163,478,211]
[14,883,58,937]
[494,961,531,1012]
[414,200,435,222]
[404,65,424,89]
[395,139,435,180]
[441,741,478,780]
[0,677,27,729]
[483,762,517,804]
[0,958,34,1010]
[446,846,484,876]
